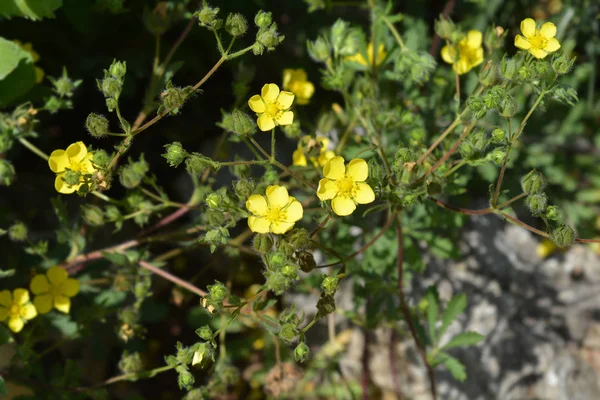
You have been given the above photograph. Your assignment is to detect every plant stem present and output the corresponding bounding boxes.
[381,15,406,50]
[419,122,475,181]
[19,137,48,160]
[139,260,208,297]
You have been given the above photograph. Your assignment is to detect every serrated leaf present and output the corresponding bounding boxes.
[441,331,484,351]
[426,288,439,344]
[442,354,467,381]
[102,251,129,266]
[438,293,467,340]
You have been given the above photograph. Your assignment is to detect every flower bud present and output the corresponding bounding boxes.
[208,281,227,303]
[466,96,487,120]
[545,205,560,221]
[294,342,310,362]
[287,228,310,250]
[552,54,575,75]
[460,130,487,160]
[321,275,339,296]
[254,10,272,28]
[145,2,171,35]
[526,193,547,215]
[186,153,217,176]
[487,148,506,166]
[269,251,286,267]
[253,234,274,253]
[478,62,495,86]
[279,322,298,343]
[105,98,118,112]
[109,60,127,79]
[118,351,143,374]
[307,36,330,63]
[263,167,279,184]
[82,205,105,226]
[266,271,287,294]
[196,3,220,29]
[256,24,283,50]
[233,178,255,199]
[119,156,149,189]
[225,13,247,37]
[0,160,15,186]
[86,113,110,138]
[205,193,221,209]
[298,250,316,272]
[8,221,27,242]
[282,264,299,279]
[499,96,518,118]
[176,365,195,390]
[500,56,518,80]
[101,77,121,99]
[54,77,75,97]
[368,159,384,181]
[551,224,575,248]
[491,128,506,143]
[434,15,455,40]
[219,109,256,136]
[484,25,506,51]
[161,86,187,111]
[195,325,213,341]
[0,134,14,153]
[521,170,546,194]
[162,142,187,167]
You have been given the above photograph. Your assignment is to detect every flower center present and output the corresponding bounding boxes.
[9,305,20,316]
[265,206,286,223]
[336,175,356,197]
[265,103,281,118]
[529,32,548,49]
[49,285,62,297]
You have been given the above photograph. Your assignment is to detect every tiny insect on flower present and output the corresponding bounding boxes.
[30,266,80,314]
[248,83,295,131]
[514,18,561,59]
[246,185,303,234]
[0,288,37,333]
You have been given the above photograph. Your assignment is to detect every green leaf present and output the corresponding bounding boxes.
[0,375,6,396]
[0,0,63,20]
[442,353,467,381]
[0,324,12,346]
[438,293,467,340]
[0,269,15,279]
[441,331,484,351]
[0,37,32,79]
[102,251,129,266]
[0,37,36,106]
[426,287,439,344]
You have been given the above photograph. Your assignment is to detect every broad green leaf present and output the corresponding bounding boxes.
[442,353,467,381]
[102,251,129,266]
[438,293,467,340]
[0,0,63,20]
[441,331,484,351]
[0,38,36,106]
[426,287,439,344]
[0,37,32,79]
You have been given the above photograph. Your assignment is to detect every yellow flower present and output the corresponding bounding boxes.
[13,40,45,84]
[536,239,557,258]
[0,288,37,333]
[317,156,375,216]
[282,69,315,105]
[345,42,387,67]
[514,18,560,59]
[48,141,97,194]
[246,185,303,234]
[30,266,80,314]
[441,30,484,75]
[292,136,336,167]
[248,83,295,131]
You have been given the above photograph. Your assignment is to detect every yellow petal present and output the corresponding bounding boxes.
[529,47,548,59]
[284,199,303,222]
[282,69,294,90]
[13,289,29,305]
[54,295,71,313]
[540,22,557,38]
[192,350,203,366]
[248,95,266,113]
[455,58,470,75]
[62,278,80,297]
[8,316,24,333]
[0,307,7,321]
[520,18,536,38]
[276,91,295,109]
[323,156,345,180]
[472,48,484,68]
[346,158,368,182]
[34,294,54,314]
[514,34,531,50]
[66,141,87,163]
[354,183,375,204]
[20,303,37,320]
[257,114,275,131]
[55,175,78,194]
[544,38,561,52]
[49,150,69,173]
[266,185,289,208]
[332,196,356,216]
[0,290,11,307]
[297,82,314,104]
[466,30,482,48]
[47,266,68,286]
[318,150,335,167]
[30,274,50,295]
[293,69,307,81]
[317,178,338,200]
[275,111,294,126]
[441,45,457,64]
[292,149,307,166]
[248,216,270,233]
[270,222,294,234]
[79,154,97,174]
[246,194,268,216]
[261,83,280,103]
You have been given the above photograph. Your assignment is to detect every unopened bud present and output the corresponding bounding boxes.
[86,113,110,138]
[253,234,274,253]
[551,224,575,248]
[0,160,15,186]
[225,13,247,37]
[521,170,546,194]
[321,275,339,296]
[434,15,455,40]
[109,60,127,79]
[307,36,330,63]
[287,228,310,250]
[294,342,310,362]
[545,205,560,220]
[82,205,105,226]
[491,128,506,143]
[500,56,518,80]
[526,193,547,215]
[254,10,272,28]
[101,77,121,99]
[219,109,256,136]
[479,62,496,86]
[552,53,575,75]
[162,142,187,167]
[279,322,297,343]
[195,325,213,341]
[8,221,27,242]
[196,4,220,29]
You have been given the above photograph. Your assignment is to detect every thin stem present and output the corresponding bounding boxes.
[492,118,512,207]
[310,215,331,238]
[442,159,467,177]
[19,137,48,160]
[513,90,546,141]
[139,260,208,297]
[97,365,175,388]
[416,118,461,165]
[419,122,475,181]
[497,192,527,209]
[429,198,493,215]
[454,70,461,109]
[270,128,276,159]
[500,212,549,238]
[381,15,406,50]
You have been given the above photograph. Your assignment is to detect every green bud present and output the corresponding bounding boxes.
[487,148,506,166]
[294,342,310,362]
[500,56,518,80]
[91,149,110,169]
[0,160,15,186]
[63,170,81,186]
[252,42,265,56]
[109,60,127,79]
[162,142,187,167]
[219,109,256,136]
[460,130,487,160]
[101,77,121,99]
[0,134,14,153]
[434,15,455,40]
[54,77,75,97]
[254,10,272,28]
[176,365,195,390]
[253,234,274,253]
[145,2,171,35]
[521,170,546,194]
[256,23,284,50]
[263,168,279,184]
[161,85,191,112]
[196,3,221,29]
[316,293,335,317]
[195,325,213,341]
[491,128,506,143]
[225,13,247,37]
[8,221,27,242]
[269,251,286,267]
[427,180,443,196]
[119,156,149,189]
[186,153,217,176]
[307,36,330,63]
[287,228,310,250]
[321,275,339,296]
[478,62,495,86]
[86,113,110,138]
[551,224,575,248]
[266,271,288,295]
[205,193,221,209]
[466,96,487,120]
[105,98,118,112]
[281,264,299,279]
[118,351,143,374]
[526,193,547,215]
[298,250,316,272]
[499,96,518,118]
[552,53,575,75]
[233,178,254,199]
[368,159,384,181]
[208,281,227,303]
[484,25,506,51]
[545,205,560,221]
[81,205,105,226]
[279,322,298,343]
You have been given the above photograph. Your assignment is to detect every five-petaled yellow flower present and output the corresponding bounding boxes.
[246,185,303,234]
[293,135,336,167]
[30,266,80,314]
[317,156,375,216]
[283,69,315,105]
[345,42,387,67]
[248,83,295,132]
[441,30,484,75]
[48,141,97,194]
[0,288,37,333]
[514,18,560,59]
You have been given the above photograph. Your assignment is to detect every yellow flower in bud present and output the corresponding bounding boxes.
[345,42,387,67]
[0,288,37,333]
[282,69,315,105]
[246,185,303,234]
[248,83,295,131]
[292,136,336,167]
[441,30,484,75]
[514,18,561,59]
[13,40,44,83]
[317,156,375,216]
[48,141,97,194]
[30,266,80,314]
